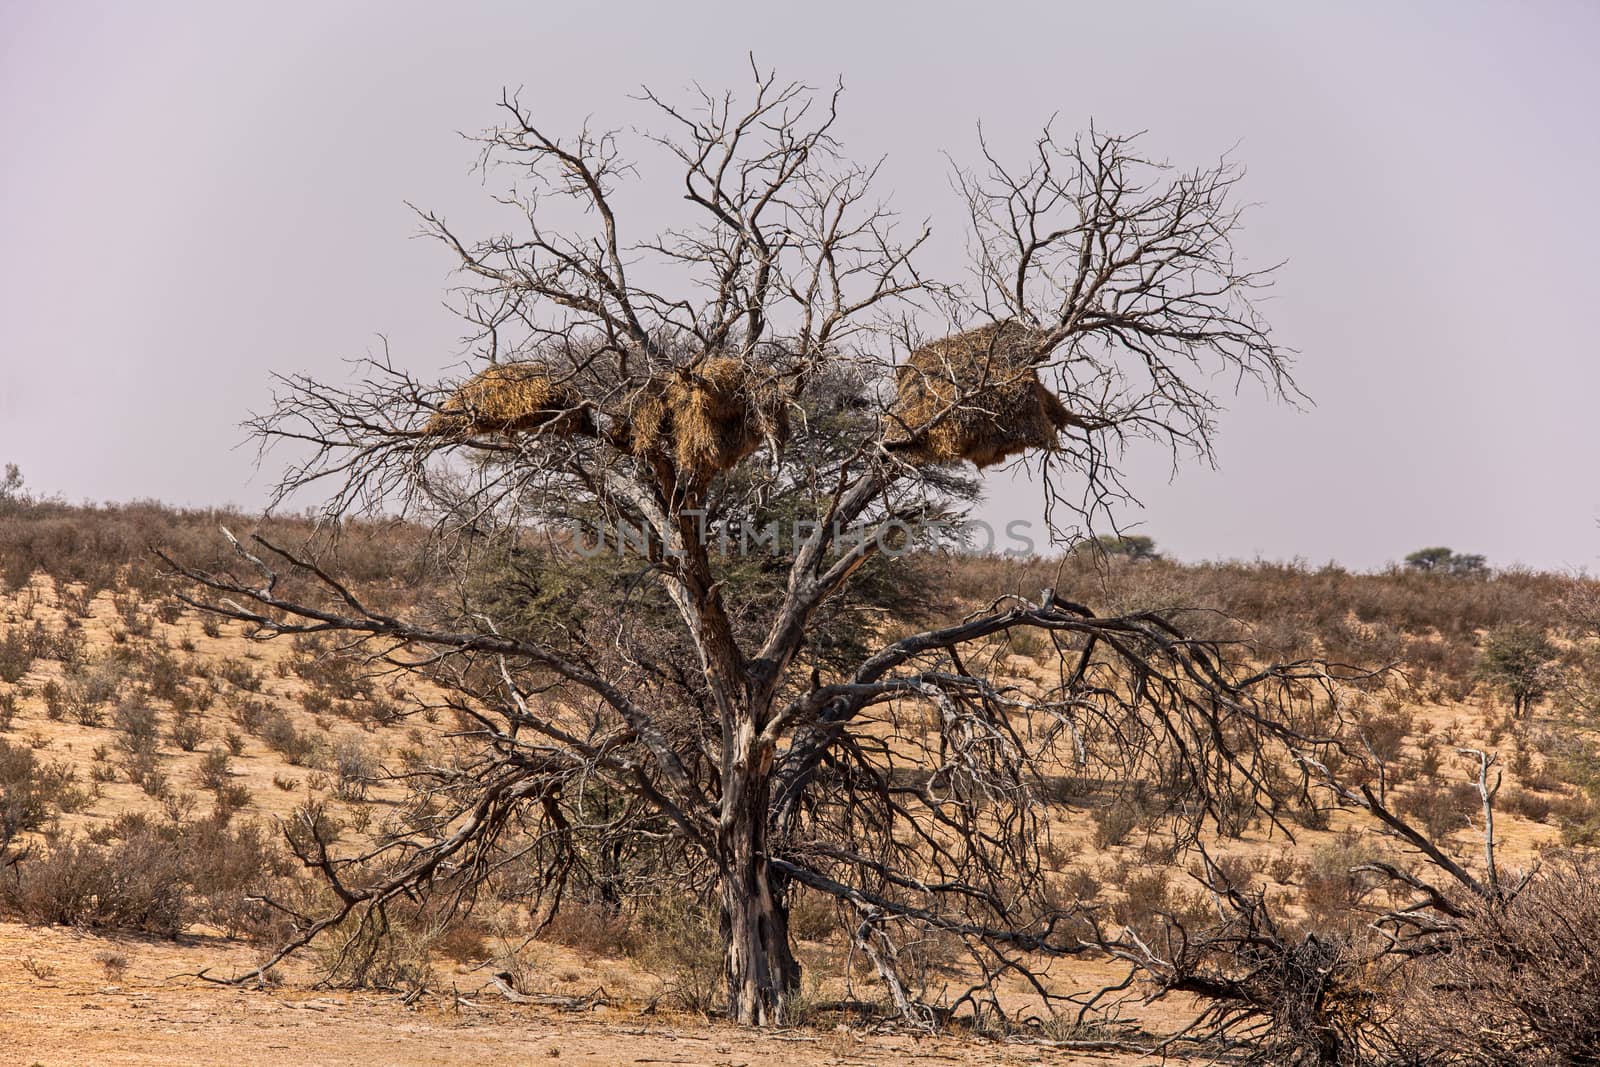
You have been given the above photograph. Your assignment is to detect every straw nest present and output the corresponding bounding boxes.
[624,357,790,485]
[884,322,1079,469]
[426,363,595,439]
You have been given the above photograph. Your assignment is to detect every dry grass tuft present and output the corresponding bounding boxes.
[426,363,595,439]
[884,322,1080,468]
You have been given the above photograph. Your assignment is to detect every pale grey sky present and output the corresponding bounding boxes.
[1,1,1596,570]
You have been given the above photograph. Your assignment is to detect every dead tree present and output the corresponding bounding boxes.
[167,66,1309,1026]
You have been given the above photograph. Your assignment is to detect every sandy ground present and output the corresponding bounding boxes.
[0,923,1153,1067]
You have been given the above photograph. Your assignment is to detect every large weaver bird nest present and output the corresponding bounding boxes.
[426,363,596,439]
[624,357,790,485]
[884,322,1080,469]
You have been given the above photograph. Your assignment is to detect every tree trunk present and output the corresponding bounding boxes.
[719,757,800,1024]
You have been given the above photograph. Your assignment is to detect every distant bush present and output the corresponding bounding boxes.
[58,659,120,727]
[1297,831,1381,930]
[137,647,187,703]
[541,900,643,959]
[1,737,73,840]
[1092,796,1142,848]
[0,808,298,941]
[193,745,232,792]
[1500,788,1556,823]
[113,698,161,753]
[261,711,318,766]
[1354,705,1413,766]
[217,658,264,694]
[1397,780,1477,841]
[168,709,205,752]
[229,698,269,735]
[1093,533,1160,561]
[0,628,31,684]
[330,737,378,801]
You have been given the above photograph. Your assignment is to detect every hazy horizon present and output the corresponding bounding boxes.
[3,1,1596,572]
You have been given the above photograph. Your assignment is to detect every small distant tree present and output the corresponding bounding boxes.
[1405,546,1487,577]
[0,465,24,512]
[1094,533,1160,561]
[1479,624,1559,718]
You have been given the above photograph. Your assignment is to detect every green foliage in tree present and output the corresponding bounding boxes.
[1478,624,1559,718]
[1405,546,1487,577]
[0,465,24,513]
[1095,533,1160,561]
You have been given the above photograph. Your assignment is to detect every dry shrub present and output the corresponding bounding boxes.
[1059,866,1103,903]
[136,647,187,702]
[292,650,373,701]
[0,628,31,684]
[1193,852,1260,895]
[330,736,377,801]
[1396,780,1478,842]
[216,657,263,693]
[433,918,491,964]
[1298,831,1382,931]
[0,834,191,936]
[1498,788,1555,823]
[635,897,725,1015]
[884,322,1079,468]
[185,818,298,939]
[230,697,269,735]
[261,710,318,766]
[1354,704,1413,766]
[787,890,840,943]
[94,950,130,983]
[938,553,1579,699]
[169,709,205,752]
[113,698,162,787]
[1399,851,1600,1065]
[193,745,232,792]
[626,357,789,485]
[427,362,595,439]
[3,810,300,941]
[59,658,120,727]
[540,895,722,1013]
[1,737,79,838]
[314,909,434,990]
[1092,792,1149,848]
[540,900,640,958]
[1110,864,1212,938]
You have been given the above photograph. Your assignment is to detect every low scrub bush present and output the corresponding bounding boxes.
[1397,780,1477,841]
[0,833,191,936]
[217,658,264,694]
[1297,831,1382,931]
[0,812,299,940]
[1092,795,1143,848]
[1399,851,1600,1064]
[168,709,205,752]
[261,711,318,766]
[1,737,77,839]
[330,736,376,801]
[0,628,31,684]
